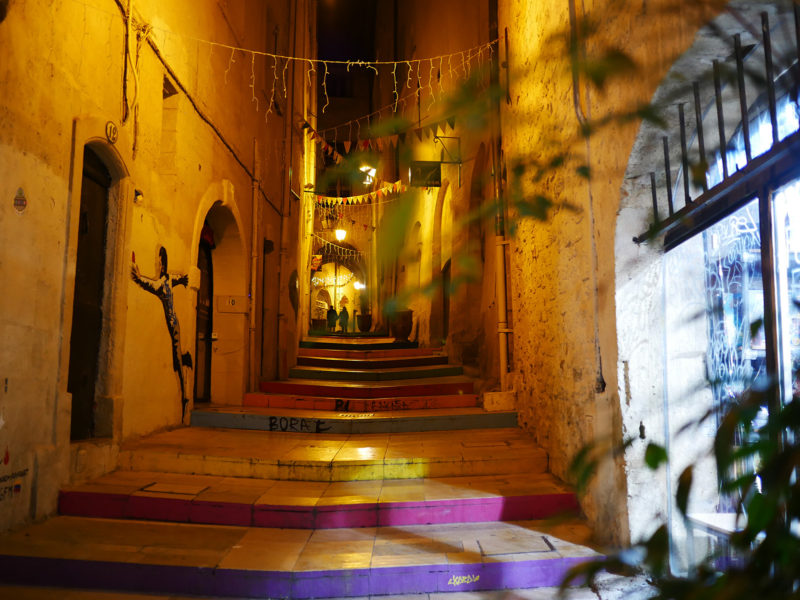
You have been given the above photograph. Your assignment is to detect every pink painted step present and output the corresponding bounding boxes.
[259,378,473,398]
[243,393,479,411]
[59,472,579,529]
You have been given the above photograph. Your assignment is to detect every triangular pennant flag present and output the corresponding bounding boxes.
[434,122,441,135]
[391,134,399,147]
[376,138,384,152]
[447,115,456,131]
[425,126,433,139]
[413,129,423,142]
[399,132,407,145]
[343,140,352,154]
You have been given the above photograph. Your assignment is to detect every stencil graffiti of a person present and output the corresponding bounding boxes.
[131,247,193,420]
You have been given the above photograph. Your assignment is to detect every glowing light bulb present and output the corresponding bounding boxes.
[335,229,346,241]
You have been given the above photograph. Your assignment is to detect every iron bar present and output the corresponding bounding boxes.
[663,136,674,216]
[693,81,708,192]
[650,172,659,225]
[734,34,752,162]
[714,60,729,179]
[795,3,800,84]
[762,12,779,146]
[679,103,691,205]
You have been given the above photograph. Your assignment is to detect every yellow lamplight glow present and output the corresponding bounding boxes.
[335,229,346,241]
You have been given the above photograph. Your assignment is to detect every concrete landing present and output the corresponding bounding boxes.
[289,365,464,381]
[117,427,549,481]
[59,471,578,528]
[0,516,598,599]
[191,406,517,434]
[297,354,449,369]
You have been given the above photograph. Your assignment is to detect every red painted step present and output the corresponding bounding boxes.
[297,347,443,359]
[243,392,479,411]
[258,378,474,398]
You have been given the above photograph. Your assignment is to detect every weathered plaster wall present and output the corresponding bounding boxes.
[0,0,311,532]
[498,0,728,545]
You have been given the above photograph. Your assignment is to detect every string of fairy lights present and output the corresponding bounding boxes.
[141,16,497,126]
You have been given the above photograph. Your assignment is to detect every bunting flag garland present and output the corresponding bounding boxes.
[301,115,457,165]
[308,180,407,207]
[311,233,366,259]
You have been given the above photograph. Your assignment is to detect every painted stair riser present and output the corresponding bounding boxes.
[296,355,450,369]
[299,340,418,350]
[288,366,463,381]
[259,381,474,398]
[0,555,591,599]
[191,410,517,434]
[298,347,442,359]
[243,393,479,411]
[59,491,579,529]
[117,452,549,481]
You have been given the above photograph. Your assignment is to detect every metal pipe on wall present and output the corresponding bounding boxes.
[249,139,260,392]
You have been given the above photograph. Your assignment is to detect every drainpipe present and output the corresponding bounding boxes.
[489,0,510,390]
[249,139,260,392]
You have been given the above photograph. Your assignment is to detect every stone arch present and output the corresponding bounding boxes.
[59,115,133,450]
[614,1,796,544]
[191,181,249,405]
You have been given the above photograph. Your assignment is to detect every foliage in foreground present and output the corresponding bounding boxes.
[564,374,800,599]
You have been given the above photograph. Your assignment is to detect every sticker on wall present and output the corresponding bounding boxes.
[13,188,26,213]
[130,247,193,421]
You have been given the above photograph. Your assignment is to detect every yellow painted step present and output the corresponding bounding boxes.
[118,427,548,482]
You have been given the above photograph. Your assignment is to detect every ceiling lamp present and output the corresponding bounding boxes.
[360,165,376,185]
[335,228,347,241]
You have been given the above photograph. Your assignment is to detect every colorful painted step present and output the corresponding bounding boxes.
[0,516,598,598]
[297,354,450,369]
[242,392,480,412]
[191,406,516,434]
[288,364,464,381]
[59,471,579,528]
[259,377,474,398]
[297,346,442,359]
[117,427,549,481]
[300,339,419,351]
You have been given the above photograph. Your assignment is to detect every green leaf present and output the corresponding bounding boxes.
[676,465,693,517]
[644,442,668,470]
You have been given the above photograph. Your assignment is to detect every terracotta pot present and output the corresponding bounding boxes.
[357,313,372,332]
[389,309,413,342]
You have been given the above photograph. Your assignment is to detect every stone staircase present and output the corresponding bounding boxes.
[0,336,597,598]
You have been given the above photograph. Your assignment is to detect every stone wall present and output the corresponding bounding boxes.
[0,0,312,532]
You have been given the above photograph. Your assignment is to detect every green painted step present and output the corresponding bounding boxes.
[288,364,463,381]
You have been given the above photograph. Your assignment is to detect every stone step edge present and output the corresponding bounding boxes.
[117,451,549,482]
[0,553,590,599]
[287,366,464,382]
[297,347,443,359]
[191,408,515,434]
[59,490,579,529]
[258,381,474,399]
[296,356,450,369]
[243,393,480,411]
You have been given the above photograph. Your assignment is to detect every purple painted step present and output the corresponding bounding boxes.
[0,553,592,598]
[259,378,473,398]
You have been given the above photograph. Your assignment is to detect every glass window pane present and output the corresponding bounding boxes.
[665,198,762,572]
[773,178,800,403]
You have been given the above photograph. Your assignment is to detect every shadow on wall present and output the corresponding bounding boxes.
[0,1,8,24]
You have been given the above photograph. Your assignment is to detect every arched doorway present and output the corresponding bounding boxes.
[68,146,110,440]
[199,200,248,405]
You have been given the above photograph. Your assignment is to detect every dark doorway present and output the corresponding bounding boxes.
[194,238,213,403]
[442,259,451,340]
[68,147,110,440]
